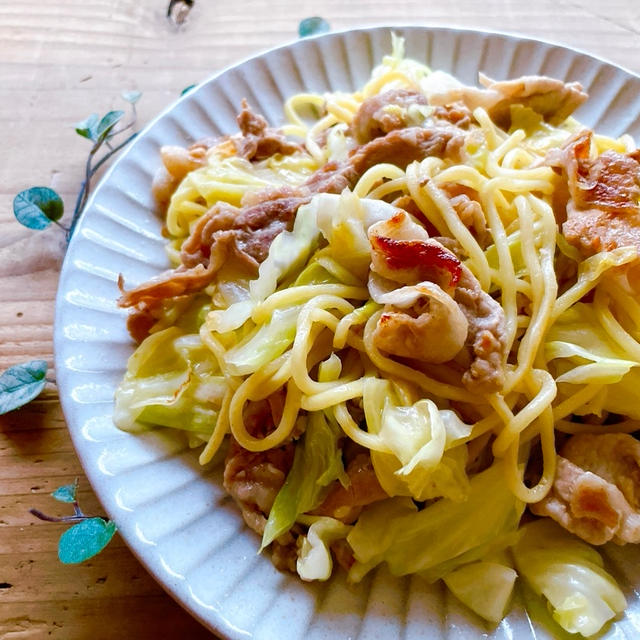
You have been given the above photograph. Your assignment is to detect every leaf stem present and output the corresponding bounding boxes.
[91,132,138,177]
[65,131,138,242]
[29,508,88,524]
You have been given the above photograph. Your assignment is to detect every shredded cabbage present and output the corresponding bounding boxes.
[223,306,300,376]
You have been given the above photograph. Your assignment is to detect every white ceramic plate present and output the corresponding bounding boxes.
[54,25,640,639]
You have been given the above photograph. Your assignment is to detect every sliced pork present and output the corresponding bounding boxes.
[351,89,429,143]
[547,130,640,257]
[454,264,508,393]
[531,433,640,545]
[429,73,587,129]
[367,210,507,392]
[312,452,389,523]
[235,99,303,161]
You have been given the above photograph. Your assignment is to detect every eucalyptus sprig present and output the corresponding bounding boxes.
[30,479,117,564]
[13,90,142,242]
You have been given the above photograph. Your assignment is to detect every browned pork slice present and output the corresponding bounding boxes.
[349,125,465,175]
[180,196,307,267]
[312,452,389,523]
[234,99,303,161]
[351,89,429,143]
[223,436,294,535]
[368,211,462,290]
[531,433,640,545]
[304,125,466,194]
[151,141,210,209]
[547,130,640,257]
[118,197,305,310]
[440,183,491,248]
[454,264,507,393]
[120,121,467,341]
[367,211,507,392]
[352,90,474,145]
[373,283,470,364]
[432,102,473,129]
[223,396,294,534]
[429,73,587,129]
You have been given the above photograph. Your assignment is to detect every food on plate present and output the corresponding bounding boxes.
[114,36,640,635]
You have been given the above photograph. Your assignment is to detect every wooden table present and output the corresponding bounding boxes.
[1,1,639,637]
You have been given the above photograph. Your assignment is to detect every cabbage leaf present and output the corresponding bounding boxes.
[443,560,517,623]
[363,377,472,501]
[223,306,299,376]
[114,327,224,435]
[546,302,640,417]
[512,519,626,637]
[261,411,347,549]
[296,516,352,581]
[347,461,524,580]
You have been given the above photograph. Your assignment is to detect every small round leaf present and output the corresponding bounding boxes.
[75,113,99,141]
[298,17,330,38]
[58,518,117,564]
[121,90,142,104]
[52,479,78,504]
[13,188,63,230]
[96,110,125,141]
[0,360,48,414]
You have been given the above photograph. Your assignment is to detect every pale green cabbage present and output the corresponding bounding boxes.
[546,302,640,417]
[261,411,347,548]
[223,306,299,376]
[443,560,517,622]
[114,326,225,437]
[363,377,472,502]
[512,519,626,637]
[296,516,352,581]
[315,191,400,280]
[315,190,373,279]
[346,462,524,581]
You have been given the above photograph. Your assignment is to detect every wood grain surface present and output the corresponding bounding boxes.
[1,1,639,637]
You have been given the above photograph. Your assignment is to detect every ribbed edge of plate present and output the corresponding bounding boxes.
[54,25,640,640]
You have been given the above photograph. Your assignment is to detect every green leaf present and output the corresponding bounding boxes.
[180,84,196,96]
[121,90,142,104]
[52,479,78,504]
[13,188,64,230]
[58,518,117,564]
[0,360,48,414]
[298,16,330,37]
[96,110,124,142]
[75,113,99,141]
